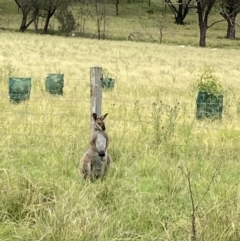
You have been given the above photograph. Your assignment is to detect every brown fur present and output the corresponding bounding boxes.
[80,113,112,181]
[89,132,109,153]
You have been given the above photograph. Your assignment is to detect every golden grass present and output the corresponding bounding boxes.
[1,31,240,240]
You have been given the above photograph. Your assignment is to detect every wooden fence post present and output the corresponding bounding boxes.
[90,67,103,136]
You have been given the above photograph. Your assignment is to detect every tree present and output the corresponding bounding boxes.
[114,0,119,15]
[89,0,109,39]
[165,0,194,25]
[33,8,45,33]
[196,0,219,47]
[218,0,240,39]
[39,0,66,34]
[14,0,68,34]
[139,11,166,43]
[56,10,76,36]
[76,0,91,36]
[14,0,39,32]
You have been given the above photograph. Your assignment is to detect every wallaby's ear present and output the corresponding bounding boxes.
[101,113,108,120]
[92,113,97,121]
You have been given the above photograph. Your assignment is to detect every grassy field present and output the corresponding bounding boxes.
[1,1,240,240]
[1,30,240,240]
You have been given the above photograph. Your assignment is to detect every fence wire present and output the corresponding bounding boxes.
[1,78,240,157]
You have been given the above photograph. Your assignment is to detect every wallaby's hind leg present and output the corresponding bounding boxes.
[80,154,91,180]
[100,154,112,182]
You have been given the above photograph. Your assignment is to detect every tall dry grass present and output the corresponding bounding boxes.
[1,31,240,240]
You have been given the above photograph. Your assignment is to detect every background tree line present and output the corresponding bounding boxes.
[11,0,240,47]
[165,0,240,46]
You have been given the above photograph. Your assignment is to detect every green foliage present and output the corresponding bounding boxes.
[196,67,223,96]
[56,10,76,36]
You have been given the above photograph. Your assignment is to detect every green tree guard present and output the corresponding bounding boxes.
[9,77,31,103]
[102,78,115,89]
[45,74,64,95]
[196,91,223,120]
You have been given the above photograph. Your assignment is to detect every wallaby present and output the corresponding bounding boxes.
[80,113,111,182]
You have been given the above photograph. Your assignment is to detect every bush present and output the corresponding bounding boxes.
[196,67,223,96]
[56,10,76,36]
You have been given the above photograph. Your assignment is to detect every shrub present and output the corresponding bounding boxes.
[196,67,223,96]
[56,10,76,36]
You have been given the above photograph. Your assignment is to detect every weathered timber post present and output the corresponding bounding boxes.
[90,67,103,136]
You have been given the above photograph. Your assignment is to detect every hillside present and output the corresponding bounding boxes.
[0,0,240,48]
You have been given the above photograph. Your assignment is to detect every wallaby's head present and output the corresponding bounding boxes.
[92,113,108,131]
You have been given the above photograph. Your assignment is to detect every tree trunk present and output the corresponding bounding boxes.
[226,17,236,39]
[115,0,119,15]
[199,22,207,47]
[19,12,27,32]
[43,10,55,34]
[34,16,39,33]
[175,0,183,24]
[181,1,190,24]
[97,20,101,39]
[196,0,217,47]
[197,2,207,47]
[166,0,192,25]
[175,12,184,25]
[15,0,33,32]
[43,15,50,34]
[198,10,207,47]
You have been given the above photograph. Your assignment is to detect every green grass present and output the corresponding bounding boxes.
[1,0,240,48]
[0,0,17,14]
[1,3,240,241]
[0,35,240,239]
